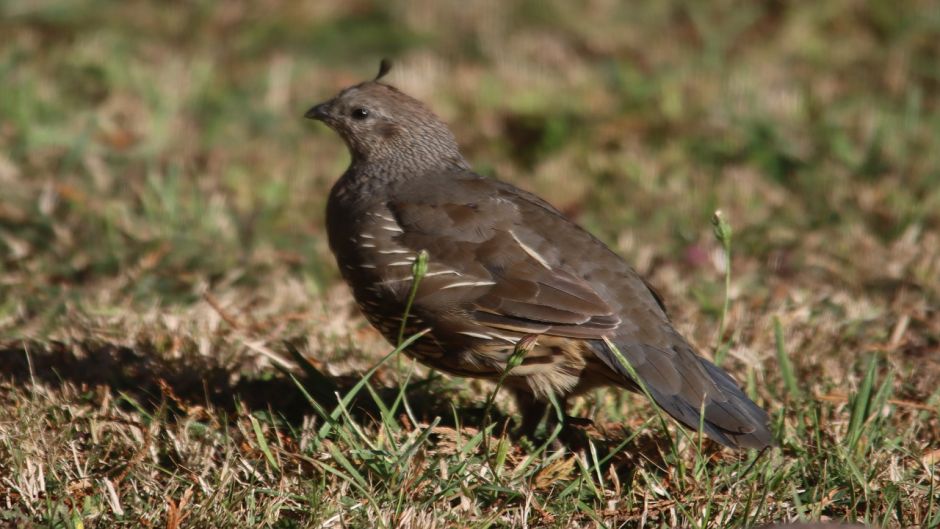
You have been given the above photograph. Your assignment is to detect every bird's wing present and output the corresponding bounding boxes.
[386,176,620,339]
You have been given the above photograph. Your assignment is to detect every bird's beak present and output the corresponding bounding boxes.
[304,101,332,121]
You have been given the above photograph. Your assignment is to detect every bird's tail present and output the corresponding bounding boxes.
[592,338,773,449]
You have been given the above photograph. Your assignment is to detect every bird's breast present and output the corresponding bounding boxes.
[327,201,432,342]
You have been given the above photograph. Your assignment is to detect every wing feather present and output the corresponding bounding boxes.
[388,184,620,339]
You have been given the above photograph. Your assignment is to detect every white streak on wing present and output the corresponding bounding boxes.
[440,280,497,290]
[377,248,411,255]
[359,233,375,239]
[488,332,520,343]
[380,225,404,233]
[424,270,461,277]
[381,276,414,284]
[360,243,376,248]
[456,331,492,340]
[359,263,376,269]
[486,321,551,334]
[369,213,395,222]
[388,259,415,266]
[381,269,460,285]
[509,230,552,270]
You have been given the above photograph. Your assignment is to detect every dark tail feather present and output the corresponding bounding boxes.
[650,356,772,449]
[592,340,773,449]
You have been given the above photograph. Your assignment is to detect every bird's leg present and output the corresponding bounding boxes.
[564,415,594,428]
[513,390,593,452]
[530,394,590,452]
[513,389,548,440]
[559,408,592,452]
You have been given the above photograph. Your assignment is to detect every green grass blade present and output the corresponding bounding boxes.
[602,337,678,451]
[482,335,535,449]
[396,249,428,347]
[712,210,733,367]
[317,328,430,440]
[392,416,441,469]
[283,340,338,407]
[846,354,879,452]
[249,414,280,472]
[774,316,802,401]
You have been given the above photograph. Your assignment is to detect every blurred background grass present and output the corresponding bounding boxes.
[2,0,937,331]
[1,0,939,527]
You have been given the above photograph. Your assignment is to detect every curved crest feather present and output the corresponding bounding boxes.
[375,58,392,81]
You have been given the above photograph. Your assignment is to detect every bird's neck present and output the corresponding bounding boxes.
[342,148,468,189]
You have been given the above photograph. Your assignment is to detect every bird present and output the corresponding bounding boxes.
[305,60,772,449]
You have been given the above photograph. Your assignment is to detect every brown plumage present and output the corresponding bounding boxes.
[306,62,772,449]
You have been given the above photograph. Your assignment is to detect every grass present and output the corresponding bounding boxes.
[1,0,939,527]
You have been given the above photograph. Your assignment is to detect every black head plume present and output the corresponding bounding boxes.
[375,58,392,81]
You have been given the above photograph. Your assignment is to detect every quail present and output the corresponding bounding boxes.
[306,61,772,449]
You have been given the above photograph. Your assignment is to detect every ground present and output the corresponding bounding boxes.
[0,1,938,528]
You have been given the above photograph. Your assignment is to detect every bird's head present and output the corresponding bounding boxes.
[306,60,467,171]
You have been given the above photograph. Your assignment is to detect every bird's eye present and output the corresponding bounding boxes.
[351,108,369,120]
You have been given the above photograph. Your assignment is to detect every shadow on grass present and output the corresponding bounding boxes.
[0,339,444,422]
[0,339,677,469]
